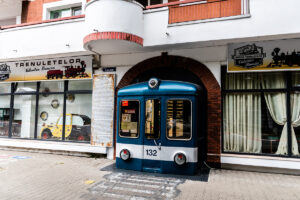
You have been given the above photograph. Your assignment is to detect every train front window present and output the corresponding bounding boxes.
[145,99,161,139]
[167,100,192,140]
[119,100,139,138]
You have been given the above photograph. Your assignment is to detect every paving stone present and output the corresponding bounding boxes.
[1,149,300,200]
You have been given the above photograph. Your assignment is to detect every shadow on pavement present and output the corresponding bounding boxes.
[100,163,210,182]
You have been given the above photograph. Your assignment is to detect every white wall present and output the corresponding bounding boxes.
[143,0,300,47]
[85,0,143,37]
[100,46,225,86]
[0,19,87,61]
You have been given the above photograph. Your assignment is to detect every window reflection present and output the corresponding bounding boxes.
[167,100,191,140]
[120,100,139,138]
[145,100,160,139]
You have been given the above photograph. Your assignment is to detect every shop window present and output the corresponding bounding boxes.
[223,71,300,157]
[12,95,36,139]
[68,80,92,91]
[0,96,11,137]
[38,94,64,140]
[65,94,92,142]
[166,99,192,140]
[145,99,160,139]
[119,100,140,138]
[40,81,64,93]
[0,79,92,142]
[14,82,37,93]
[50,6,82,19]
[0,83,11,93]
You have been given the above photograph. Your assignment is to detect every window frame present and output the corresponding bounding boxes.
[144,99,161,140]
[221,66,300,158]
[165,98,193,141]
[118,99,140,139]
[0,80,92,143]
[43,0,83,20]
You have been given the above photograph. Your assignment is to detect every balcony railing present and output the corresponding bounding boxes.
[146,0,247,24]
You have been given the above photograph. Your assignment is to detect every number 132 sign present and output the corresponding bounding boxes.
[144,147,160,160]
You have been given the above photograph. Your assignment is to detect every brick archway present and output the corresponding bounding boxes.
[116,55,221,167]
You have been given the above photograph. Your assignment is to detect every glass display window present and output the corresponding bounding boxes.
[12,95,36,138]
[68,80,92,91]
[0,83,11,93]
[65,94,92,142]
[0,96,11,137]
[223,70,300,157]
[40,81,64,93]
[38,94,64,140]
[0,79,92,142]
[15,82,37,93]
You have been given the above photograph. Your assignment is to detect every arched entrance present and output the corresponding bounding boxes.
[117,55,221,167]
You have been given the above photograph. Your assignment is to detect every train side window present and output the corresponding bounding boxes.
[166,99,192,140]
[119,100,140,138]
[145,99,161,139]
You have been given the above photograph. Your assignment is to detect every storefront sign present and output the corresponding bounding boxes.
[0,56,92,81]
[91,74,115,147]
[228,39,300,72]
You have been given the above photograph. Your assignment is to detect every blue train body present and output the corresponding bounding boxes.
[116,79,205,175]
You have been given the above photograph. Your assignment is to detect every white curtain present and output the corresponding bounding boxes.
[290,93,300,155]
[261,73,299,155]
[224,73,262,153]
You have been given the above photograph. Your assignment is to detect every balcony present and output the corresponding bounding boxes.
[146,0,247,24]
[84,0,144,54]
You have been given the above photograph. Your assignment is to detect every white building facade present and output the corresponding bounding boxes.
[1,0,300,172]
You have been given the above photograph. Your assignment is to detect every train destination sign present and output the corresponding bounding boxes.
[0,55,92,82]
[228,39,300,72]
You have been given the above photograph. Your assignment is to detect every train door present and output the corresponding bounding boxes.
[143,98,162,173]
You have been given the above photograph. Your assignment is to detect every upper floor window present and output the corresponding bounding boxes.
[49,6,82,20]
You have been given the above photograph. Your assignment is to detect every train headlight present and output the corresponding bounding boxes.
[174,153,186,166]
[148,78,160,89]
[120,149,131,161]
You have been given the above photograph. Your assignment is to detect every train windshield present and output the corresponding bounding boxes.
[167,100,192,140]
[119,100,139,138]
[145,99,161,139]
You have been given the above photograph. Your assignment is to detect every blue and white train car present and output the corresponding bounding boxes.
[116,78,206,175]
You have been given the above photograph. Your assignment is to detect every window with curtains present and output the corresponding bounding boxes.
[222,69,300,157]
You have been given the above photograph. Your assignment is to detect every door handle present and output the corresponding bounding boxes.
[154,140,161,151]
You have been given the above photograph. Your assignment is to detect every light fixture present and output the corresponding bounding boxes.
[120,149,131,161]
[174,153,187,166]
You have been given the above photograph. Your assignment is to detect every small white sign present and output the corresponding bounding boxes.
[144,146,161,160]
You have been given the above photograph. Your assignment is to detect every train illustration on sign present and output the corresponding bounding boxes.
[46,61,89,79]
[232,44,266,69]
[268,48,300,67]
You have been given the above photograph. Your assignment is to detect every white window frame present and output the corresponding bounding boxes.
[43,0,85,20]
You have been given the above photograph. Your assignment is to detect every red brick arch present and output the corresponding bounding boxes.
[116,55,221,166]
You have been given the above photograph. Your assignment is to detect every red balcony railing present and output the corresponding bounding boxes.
[168,0,242,24]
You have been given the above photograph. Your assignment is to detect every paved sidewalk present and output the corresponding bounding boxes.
[0,149,300,200]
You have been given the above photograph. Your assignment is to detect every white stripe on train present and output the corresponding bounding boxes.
[116,143,198,163]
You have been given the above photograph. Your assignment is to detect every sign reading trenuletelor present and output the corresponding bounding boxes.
[0,55,92,82]
[228,39,300,72]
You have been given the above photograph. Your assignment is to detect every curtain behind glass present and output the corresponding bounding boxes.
[262,73,299,155]
[224,73,262,153]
